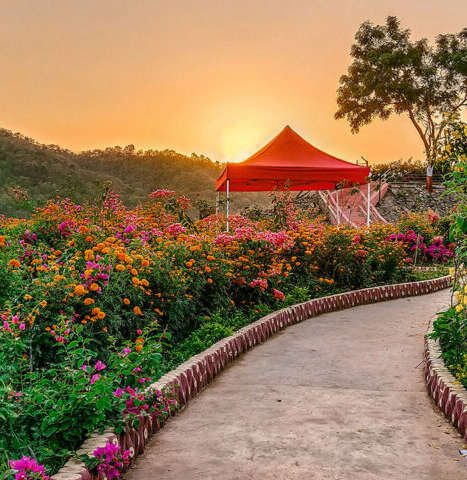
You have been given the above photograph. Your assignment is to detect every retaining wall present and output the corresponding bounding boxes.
[425,322,467,442]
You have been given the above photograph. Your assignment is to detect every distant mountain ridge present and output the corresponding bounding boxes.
[0,128,222,217]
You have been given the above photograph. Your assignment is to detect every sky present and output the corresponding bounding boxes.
[0,0,465,164]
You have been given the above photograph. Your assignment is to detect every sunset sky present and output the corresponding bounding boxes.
[1,0,466,164]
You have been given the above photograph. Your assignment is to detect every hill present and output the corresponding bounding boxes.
[0,128,224,217]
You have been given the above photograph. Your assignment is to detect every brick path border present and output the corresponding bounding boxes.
[51,275,453,480]
[425,317,467,443]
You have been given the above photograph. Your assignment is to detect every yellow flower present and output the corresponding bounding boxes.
[455,304,464,313]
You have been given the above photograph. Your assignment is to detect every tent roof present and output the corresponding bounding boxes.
[216,125,369,192]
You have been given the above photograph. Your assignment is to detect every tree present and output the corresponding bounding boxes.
[335,16,466,167]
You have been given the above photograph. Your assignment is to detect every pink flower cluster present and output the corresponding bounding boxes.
[255,230,293,249]
[165,223,186,236]
[213,233,233,246]
[233,226,256,241]
[9,457,49,480]
[386,230,453,263]
[93,441,130,479]
[249,278,268,291]
[1,314,26,334]
[149,189,176,199]
[273,288,285,301]
[112,384,175,421]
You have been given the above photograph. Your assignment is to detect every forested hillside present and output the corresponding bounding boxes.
[0,128,222,217]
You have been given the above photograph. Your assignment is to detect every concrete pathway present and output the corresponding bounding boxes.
[127,290,466,479]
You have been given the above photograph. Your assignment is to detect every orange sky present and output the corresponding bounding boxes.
[1,0,466,164]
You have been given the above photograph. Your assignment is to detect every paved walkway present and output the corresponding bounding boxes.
[127,290,465,479]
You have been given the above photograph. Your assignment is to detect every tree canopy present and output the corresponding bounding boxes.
[335,16,466,165]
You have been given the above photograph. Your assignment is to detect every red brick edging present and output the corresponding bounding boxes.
[51,275,452,479]
[425,323,467,442]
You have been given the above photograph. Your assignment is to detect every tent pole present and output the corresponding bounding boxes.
[226,179,230,232]
[336,189,340,226]
[366,181,371,227]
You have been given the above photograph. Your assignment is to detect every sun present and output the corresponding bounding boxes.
[219,123,268,163]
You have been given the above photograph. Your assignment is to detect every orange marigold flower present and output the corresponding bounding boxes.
[115,264,125,272]
[40,300,47,307]
[8,259,20,269]
[84,297,95,306]
[74,285,86,296]
[97,311,106,320]
[91,307,100,316]
[133,306,143,316]
[89,283,99,291]
[140,279,149,287]
[141,259,149,267]
[135,344,143,352]
[123,298,131,305]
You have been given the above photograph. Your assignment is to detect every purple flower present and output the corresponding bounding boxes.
[95,360,106,371]
[10,456,49,479]
[93,441,130,479]
[90,373,100,384]
[123,224,135,234]
[80,364,88,372]
[113,388,124,398]
[122,347,131,357]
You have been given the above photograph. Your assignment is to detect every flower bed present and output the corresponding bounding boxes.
[0,190,454,478]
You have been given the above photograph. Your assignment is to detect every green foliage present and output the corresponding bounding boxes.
[431,118,467,387]
[431,307,467,387]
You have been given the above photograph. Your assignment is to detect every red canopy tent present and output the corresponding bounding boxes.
[216,125,369,192]
[215,126,371,230]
